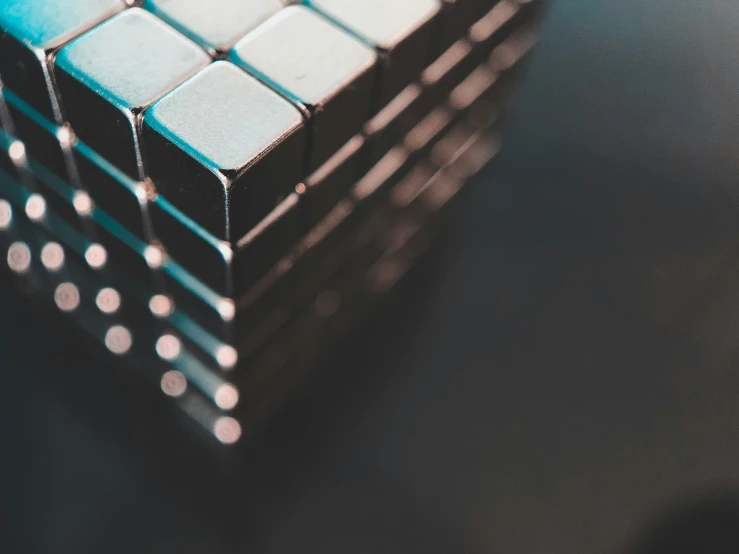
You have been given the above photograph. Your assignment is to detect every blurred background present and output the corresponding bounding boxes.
[3,0,739,552]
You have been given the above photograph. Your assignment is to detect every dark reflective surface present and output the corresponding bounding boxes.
[4,0,739,552]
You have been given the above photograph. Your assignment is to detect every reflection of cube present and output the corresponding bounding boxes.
[0,0,126,124]
[144,0,286,58]
[230,6,376,170]
[54,9,210,179]
[143,61,306,242]
[307,0,441,105]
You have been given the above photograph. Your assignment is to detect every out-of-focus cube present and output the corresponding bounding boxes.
[230,6,376,170]
[144,0,286,59]
[0,0,126,124]
[54,8,211,179]
[143,61,305,242]
[306,0,441,106]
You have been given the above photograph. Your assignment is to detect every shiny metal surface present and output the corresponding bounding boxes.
[0,0,125,49]
[143,61,305,242]
[0,0,126,122]
[2,92,84,230]
[150,193,234,296]
[0,0,126,123]
[74,140,150,241]
[144,0,285,58]
[303,135,364,229]
[54,8,211,179]
[230,6,376,170]
[234,192,300,293]
[307,0,441,105]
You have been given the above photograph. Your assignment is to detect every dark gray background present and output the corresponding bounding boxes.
[3,0,739,552]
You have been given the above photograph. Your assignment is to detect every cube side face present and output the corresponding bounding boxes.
[143,61,307,242]
[142,120,228,240]
[4,97,69,181]
[0,0,127,123]
[309,59,375,170]
[74,147,148,240]
[55,65,141,180]
[150,198,231,295]
[0,34,56,122]
[229,121,306,241]
[377,11,440,106]
[438,0,473,51]
[304,137,363,231]
[306,0,440,104]
[233,195,300,293]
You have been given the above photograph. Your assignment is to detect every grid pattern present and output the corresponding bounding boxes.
[0,0,544,446]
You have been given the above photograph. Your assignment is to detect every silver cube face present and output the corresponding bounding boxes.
[230,6,376,170]
[0,0,126,123]
[143,61,306,242]
[144,0,286,58]
[54,8,211,179]
[307,0,441,106]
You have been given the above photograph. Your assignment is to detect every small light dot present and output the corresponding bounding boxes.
[213,417,242,445]
[149,294,174,318]
[8,141,26,165]
[217,242,233,262]
[56,126,75,148]
[54,282,80,312]
[295,183,306,195]
[85,243,107,269]
[160,370,187,398]
[216,345,238,370]
[156,334,181,361]
[215,383,239,411]
[25,194,46,221]
[217,299,235,322]
[73,191,93,216]
[144,245,164,268]
[7,242,31,273]
[96,287,121,314]
[133,184,148,202]
[0,200,13,229]
[40,242,64,272]
[105,325,132,355]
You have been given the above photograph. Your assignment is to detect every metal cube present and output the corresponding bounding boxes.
[230,6,376,170]
[0,0,126,124]
[54,8,211,179]
[306,0,441,106]
[143,61,306,242]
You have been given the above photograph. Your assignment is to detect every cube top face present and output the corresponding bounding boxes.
[144,61,304,177]
[307,0,441,51]
[0,0,126,51]
[230,6,375,109]
[144,0,286,57]
[54,8,211,112]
